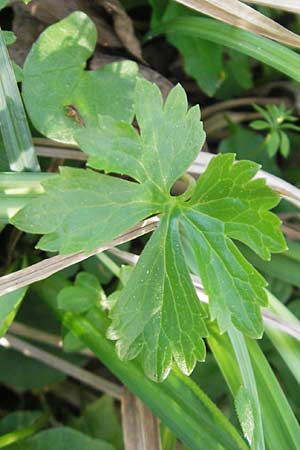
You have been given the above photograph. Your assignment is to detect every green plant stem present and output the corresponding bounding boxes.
[96,252,121,278]
[0,172,53,191]
[0,413,48,448]
[177,172,196,202]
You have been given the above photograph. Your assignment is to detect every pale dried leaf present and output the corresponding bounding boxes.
[174,0,300,47]
[121,389,162,450]
[244,0,300,14]
[96,0,144,61]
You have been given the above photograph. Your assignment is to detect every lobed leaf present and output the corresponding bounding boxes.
[11,78,285,378]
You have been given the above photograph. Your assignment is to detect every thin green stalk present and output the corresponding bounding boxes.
[177,173,196,202]
[0,413,48,448]
[228,327,265,450]
[96,252,121,278]
[0,172,53,191]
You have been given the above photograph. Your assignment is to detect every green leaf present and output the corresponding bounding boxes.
[228,327,264,449]
[70,396,123,450]
[208,325,300,450]
[221,50,252,92]
[250,120,269,131]
[31,275,249,450]
[0,411,41,436]
[266,131,280,157]
[12,80,285,379]
[2,31,16,46]
[152,17,300,83]
[7,428,116,450]
[0,412,47,449]
[0,30,40,172]
[279,131,290,158]
[0,0,9,10]
[0,343,86,391]
[62,307,249,450]
[76,80,204,193]
[167,35,224,96]
[150,3,252,97]
[11,167,158,254]
[265,292,300,388]
[108,210,208,382]
[181,153,285,336]
[0,287,27,337]
[235,387,255,446]
[76,80,205,194]
[22,12,138,144]
[58,272,102,313]
[240,239,300,289]
[218,125,280,176]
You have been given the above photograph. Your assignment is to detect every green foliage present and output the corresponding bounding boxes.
[0,411,41,436]
[0,30,40,172]
[208,324,300,450]
[150,16,300,83]
[0,345,85,391]
[12,79,285,381]
[58,272,102,313]
[7,427,116,450]
[149,3,252,97]
[0,0,9,10]
[70,396,123,450]
[218,124,280,176]
[0,411,47,449]
[250,104,300,158]
[63,307,249,450]
[235,387,255,446]
[12,166,157,253]
[0,288,27,337]
[22,12,138,144]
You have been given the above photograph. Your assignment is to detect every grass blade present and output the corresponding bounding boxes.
[265,292,300,386]
[0,29,39,172]
[228,327,265,450]
[151,17,300,82]
[56,302,249,450]
[175,0,300,46]
[208,324,300,450]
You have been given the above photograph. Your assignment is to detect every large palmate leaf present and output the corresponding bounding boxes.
[11,79,285,381]
[22,12,138,144]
